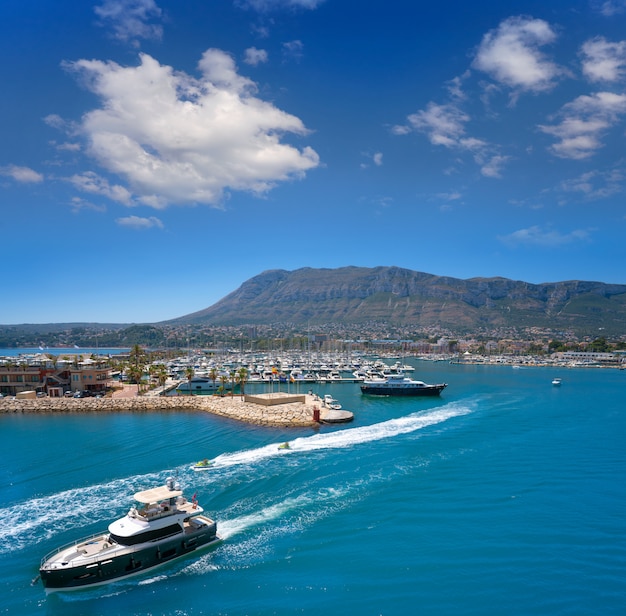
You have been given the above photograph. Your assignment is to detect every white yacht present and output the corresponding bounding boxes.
[39,478,220,591]
[176,377,232,393]
[360,373,447,397]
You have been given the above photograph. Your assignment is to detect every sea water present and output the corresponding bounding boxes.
[1,361,625,615]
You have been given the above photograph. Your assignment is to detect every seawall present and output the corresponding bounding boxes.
[0,394,322,427]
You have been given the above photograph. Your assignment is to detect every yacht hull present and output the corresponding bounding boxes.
[360,384,446,396]
[40,520,220,591]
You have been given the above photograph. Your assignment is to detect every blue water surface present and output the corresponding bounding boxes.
[1,361,625,615]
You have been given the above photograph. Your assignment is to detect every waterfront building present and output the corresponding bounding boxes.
[0,356,112,397]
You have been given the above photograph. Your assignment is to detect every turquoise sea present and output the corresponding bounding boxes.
[2,360,625,615]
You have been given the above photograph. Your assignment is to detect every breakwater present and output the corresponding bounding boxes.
[0,394,322,427]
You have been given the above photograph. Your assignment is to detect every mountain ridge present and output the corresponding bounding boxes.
[167,266,626,334]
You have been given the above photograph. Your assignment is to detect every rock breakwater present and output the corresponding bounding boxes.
[0,394,322,427]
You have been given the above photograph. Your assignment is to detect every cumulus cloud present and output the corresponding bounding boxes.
[63,49,319,208]
[116,215,164,229]
[398,102,472,148]
[580,36,626,82]
[69,171,133,205]
[472,16,564,95]
[243,47,268,66]
[94,0,163,44]
[539,91,626,159]
[0,165,43,183]
[393,99,511,178]
[499,225,591,247]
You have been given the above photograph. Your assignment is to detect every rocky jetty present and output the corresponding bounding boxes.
[0,393,331,427]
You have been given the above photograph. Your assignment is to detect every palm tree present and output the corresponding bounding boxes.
[229,370,236,397]
[219,374,228,396]
[236,367,248,400]
[185,366,195,396]
[130,344,144,367]
[208,368,219,394]
[149,363,168,392]
[156,365,168,390]
[127,365,143,392]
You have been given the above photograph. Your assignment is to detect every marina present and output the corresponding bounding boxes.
[1,359,625,613]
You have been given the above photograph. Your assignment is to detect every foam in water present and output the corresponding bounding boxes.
[210,401,473,468]
[2,401,474,555]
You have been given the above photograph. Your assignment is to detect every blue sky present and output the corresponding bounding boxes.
[1,0,626,324]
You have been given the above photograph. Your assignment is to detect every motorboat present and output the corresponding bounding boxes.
[176,377,232,393]
[323,394,342,409]
[360,373,447,396]
[552,377,562,386]
[39,478,220,591]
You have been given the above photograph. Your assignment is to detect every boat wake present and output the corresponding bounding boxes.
[208,400,473,469]
[1,400,476,556]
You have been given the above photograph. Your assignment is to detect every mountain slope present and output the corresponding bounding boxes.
[168,266,626,333]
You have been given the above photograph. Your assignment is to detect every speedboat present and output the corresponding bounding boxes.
[39,478,221,591]
[360,373,447,396]
[552,377,562,386]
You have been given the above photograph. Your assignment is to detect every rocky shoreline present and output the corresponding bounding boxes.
[0,394,324,427]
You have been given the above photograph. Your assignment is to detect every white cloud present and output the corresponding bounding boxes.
[238,0,325,10]
[282,40,304,62]
[243,47,269,66]
[559,168,624,199]
[580,37,626,82]
[394,99,511,177]
[594,1,626,16]
[69,171,133,205]
[116,215,164,229]
[435,191,462,201]
[402,102,471,148]
[54,142,82,152]
[472,16,564,95]
[480,155,510,178]
[360,151,383,169]
[94,0,163,44]
[0,165,43,183]
[499,225,591,247]
[539,91,626,159]
[70,197,107,213]
[64,49,319,208]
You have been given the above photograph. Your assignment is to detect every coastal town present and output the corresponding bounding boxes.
[1,337,624,424]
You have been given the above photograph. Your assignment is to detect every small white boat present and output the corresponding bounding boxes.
[552,377,562,386]
[323,394,342,409]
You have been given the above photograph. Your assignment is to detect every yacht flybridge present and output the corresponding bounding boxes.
[39,478,220,591]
